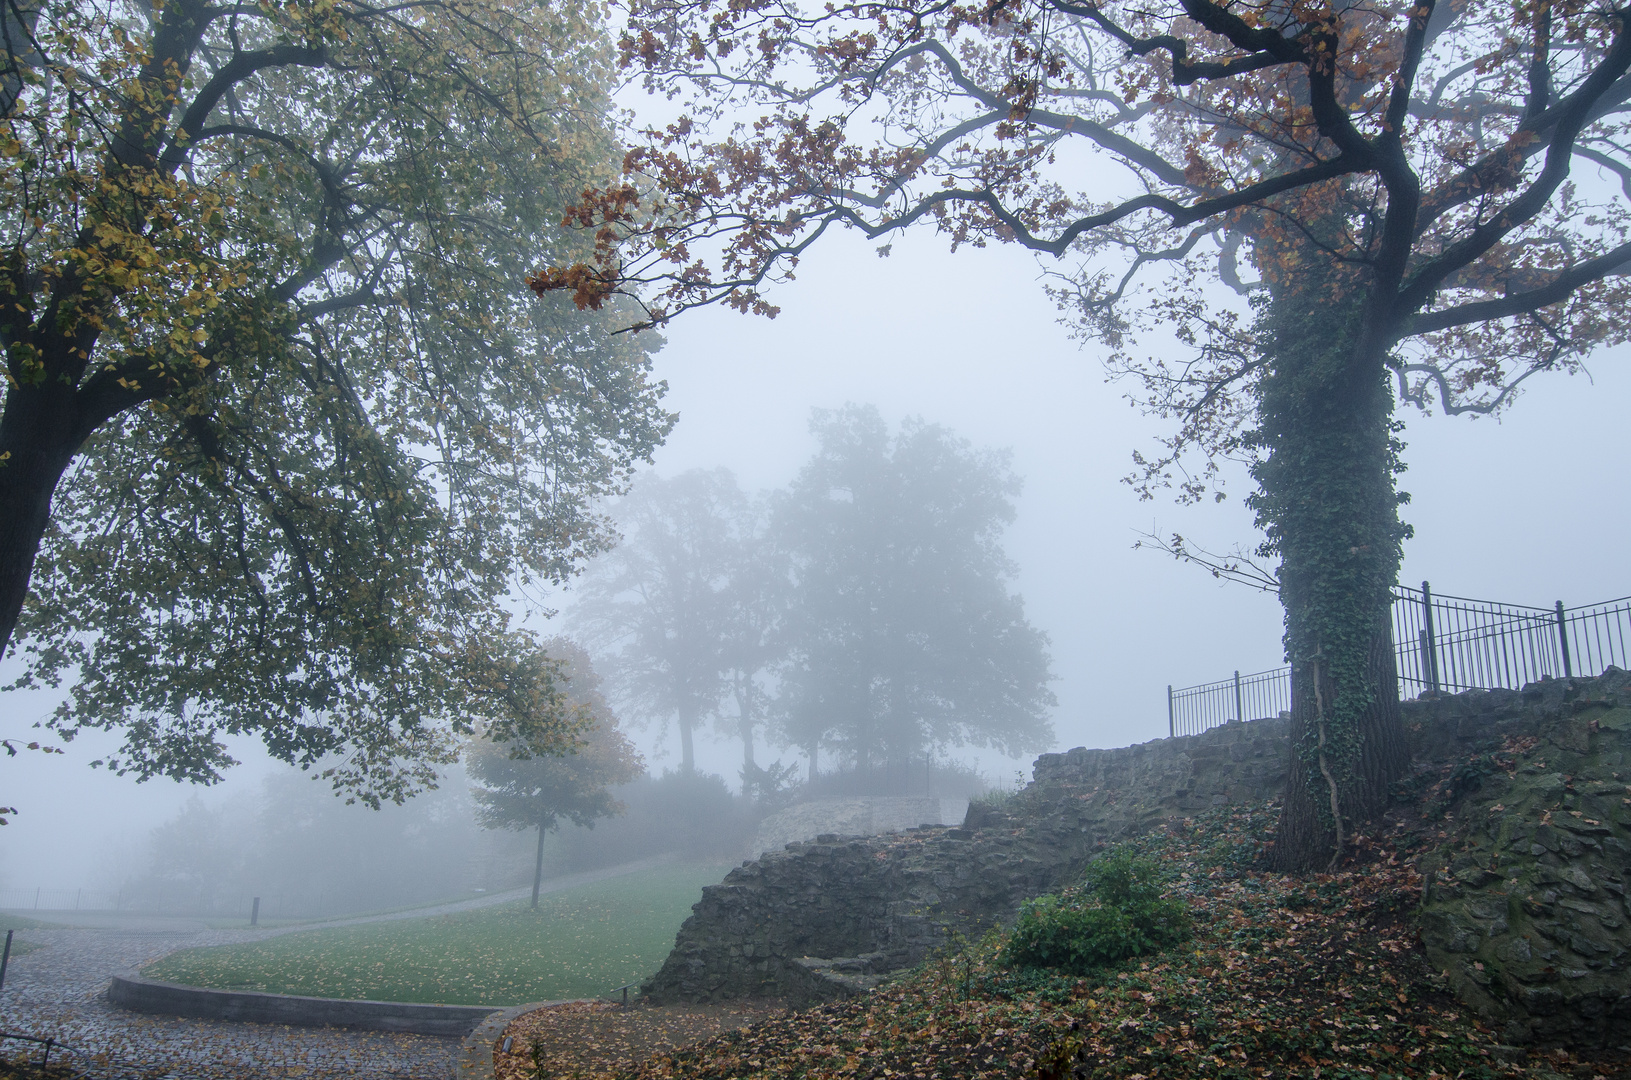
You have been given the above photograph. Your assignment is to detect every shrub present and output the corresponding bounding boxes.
[1003,848,1191,974]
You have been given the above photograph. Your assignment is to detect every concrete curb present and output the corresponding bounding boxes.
[108,971,504,1037]
[453,1000,586,1080]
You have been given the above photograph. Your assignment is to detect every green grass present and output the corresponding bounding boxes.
[141,862,732,1007]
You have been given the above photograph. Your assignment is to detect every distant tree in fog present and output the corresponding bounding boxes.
[569,470,773,773]
[466,641,643,907]
[773,406,1055,772]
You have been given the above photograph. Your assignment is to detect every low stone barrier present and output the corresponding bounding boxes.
[107,972,502,1037]
[455,1001,576,1079]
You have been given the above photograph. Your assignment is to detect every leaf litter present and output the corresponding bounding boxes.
[497,806,1631,1080]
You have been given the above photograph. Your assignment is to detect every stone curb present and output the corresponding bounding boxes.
[452,1000,587,1080]
[108,971,505,1037]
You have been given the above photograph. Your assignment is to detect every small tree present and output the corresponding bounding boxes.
[466,640,643,908]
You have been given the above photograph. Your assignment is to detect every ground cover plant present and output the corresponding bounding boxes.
[143,863,731,1006]
[574,808,1629,1080]
[1004,849,1192,975]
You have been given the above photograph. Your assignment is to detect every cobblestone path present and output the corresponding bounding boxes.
[0,858,678,1079]
[0,925,463,1079]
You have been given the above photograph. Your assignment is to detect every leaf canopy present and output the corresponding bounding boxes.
[2,0,674,804]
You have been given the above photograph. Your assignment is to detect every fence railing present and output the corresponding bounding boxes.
[0,887,348,920]
[0,887,122,913]
[1168,667,1292,739]
[1168,583,1631,738]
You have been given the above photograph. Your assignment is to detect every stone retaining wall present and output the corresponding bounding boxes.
[751,797,951,857]
[642,713,1291,1005]
[642,671,1631,1046]
[1408,670,1631,1045]
[107,972,501,1036]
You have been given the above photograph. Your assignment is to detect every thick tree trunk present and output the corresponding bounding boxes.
[1271,625,1411,867]
[1251,275,1413,871]
[0,387,83,661]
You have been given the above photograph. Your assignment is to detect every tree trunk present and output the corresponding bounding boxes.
[1250,273,1413,871]
[0,387,83,661]
[736,681,755,772]
[531,815,548,909]
[1271,622,1411,867]
[677,706,695,774]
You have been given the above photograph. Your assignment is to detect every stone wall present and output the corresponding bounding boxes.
[751,797,953,858]
[642,713,1291,1005]
[1409,670,1631,1045]
[643,670,1631,1046]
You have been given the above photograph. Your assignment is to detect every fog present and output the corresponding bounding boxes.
[2,220,1626,904]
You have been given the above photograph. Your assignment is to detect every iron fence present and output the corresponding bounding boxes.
[0,887,343,920]
[1168,667,1291,738]
[0,887,121,913]
[1168,583,1631,737]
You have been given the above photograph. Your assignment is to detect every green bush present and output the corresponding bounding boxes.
[1002,848,1191,974]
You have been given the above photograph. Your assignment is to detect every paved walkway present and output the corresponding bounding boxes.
[0,856,680,1079]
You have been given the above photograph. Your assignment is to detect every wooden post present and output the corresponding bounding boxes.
[1,928,13,991]
[251,896,261,926]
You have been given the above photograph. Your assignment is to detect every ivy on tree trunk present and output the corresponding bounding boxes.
[1250,270,1414,870]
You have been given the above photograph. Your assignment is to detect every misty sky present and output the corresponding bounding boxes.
[3,215,1627,893]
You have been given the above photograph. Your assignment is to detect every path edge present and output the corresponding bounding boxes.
[454,1000,586,1080]
[108,971,506,1037]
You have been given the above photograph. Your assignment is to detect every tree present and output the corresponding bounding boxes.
[772,405,1055,772]
[1,0,673,803]
[715,493,780,776]
[466,639,643,908]
[568,468,764,773]
[535,0,1631,866]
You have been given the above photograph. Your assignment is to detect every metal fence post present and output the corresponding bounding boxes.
[1,929,13,991]
[1233,671,1243,723]
[1421,581,1440,693]
[1167,685,1174,738]
[251,896,261,927]
[1554,601,1574,678]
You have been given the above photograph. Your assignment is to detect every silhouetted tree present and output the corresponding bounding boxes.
[773,406,1055,771]
[569,469,768,773]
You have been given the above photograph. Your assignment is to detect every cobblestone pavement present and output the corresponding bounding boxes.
[0,926,464,1079]
[0,857,679,1079]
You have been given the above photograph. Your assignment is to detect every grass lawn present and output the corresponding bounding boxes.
[141,862,732,1007]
